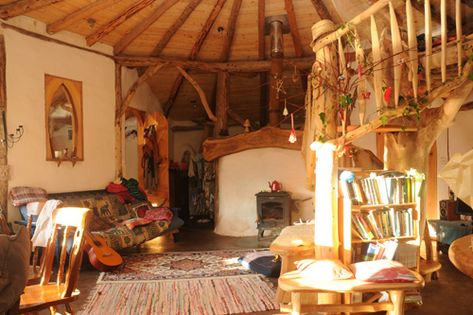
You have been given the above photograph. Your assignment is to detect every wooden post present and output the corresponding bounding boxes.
[0,30,8,219]
[215,71,229,137]
[268,56,283,126]
[115,63,123,178]
[309,19,340,259]
[313,142,339,259]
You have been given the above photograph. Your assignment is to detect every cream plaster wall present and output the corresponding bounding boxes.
[121,67,162,113]
[5,28,115,220]
[437,110,473,211]
[3,21,160,222]
[215,148,313,236]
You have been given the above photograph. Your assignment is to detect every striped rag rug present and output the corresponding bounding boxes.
[80,249,279,315]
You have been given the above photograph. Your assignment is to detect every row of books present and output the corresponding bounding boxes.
[358,240,399,261]
[351,208,414,240]
[340,171,422,205]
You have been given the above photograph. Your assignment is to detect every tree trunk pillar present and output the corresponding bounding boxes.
[114,63,123,179]
[0,30,7,219]
[215,71,229,137]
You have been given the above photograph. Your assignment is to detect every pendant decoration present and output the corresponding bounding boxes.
[288,113,297,143]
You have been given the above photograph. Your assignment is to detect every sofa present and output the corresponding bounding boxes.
[16,189,184,251]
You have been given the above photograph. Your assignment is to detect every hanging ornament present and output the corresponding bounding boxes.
[384,86,392,103]
[283,99,289,116]
[357,64,363,79]
[288,113,297,143]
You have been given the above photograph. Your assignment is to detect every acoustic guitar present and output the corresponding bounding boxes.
[84,231,123,271]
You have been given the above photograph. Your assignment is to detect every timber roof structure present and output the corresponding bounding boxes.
[0,0,472,126]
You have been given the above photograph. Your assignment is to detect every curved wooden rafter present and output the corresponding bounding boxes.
[164,0,226,116]
[175,66,217,122]
[119,63,166,120]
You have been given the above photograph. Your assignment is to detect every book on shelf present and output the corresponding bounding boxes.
[343,171,423,206]
[356,240,399,262]
[351,207,415,241]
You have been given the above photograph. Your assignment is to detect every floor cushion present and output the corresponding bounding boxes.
[238,250,281,277]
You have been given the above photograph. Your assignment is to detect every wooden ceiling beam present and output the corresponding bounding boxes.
[47,0,119,34]
[176,66,217,122]
[151,0,201,56]
[189,0,226,59]
[258,0,265,60]
[284,0,303,57]
[165,0,226,116]
[114,0,180,55]
[220,0,242,61]
[310,0,337,23]
[120,64,165,118]
[115,55,314,72]
[86,0,154,47]
[0,0,63,19]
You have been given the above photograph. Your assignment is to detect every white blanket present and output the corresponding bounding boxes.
[30,199,62,248]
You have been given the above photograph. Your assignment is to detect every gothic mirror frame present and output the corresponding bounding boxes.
[45,74,83,165]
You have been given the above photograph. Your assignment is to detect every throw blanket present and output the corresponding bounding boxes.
[9,186,47,206]
[31,199,62,248]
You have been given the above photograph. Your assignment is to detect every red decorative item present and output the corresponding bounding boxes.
[361,91,371,100]
[268,180,282,192]
[384,86,392,103]
[357,64,363,78]
[288,113,297,143]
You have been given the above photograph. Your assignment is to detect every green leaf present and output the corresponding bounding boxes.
[380,115,388,126]
[319,112,326,124]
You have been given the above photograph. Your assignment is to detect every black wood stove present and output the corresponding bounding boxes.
[255,191,291,241]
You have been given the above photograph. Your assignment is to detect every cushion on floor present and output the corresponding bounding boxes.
[238,251,281,277]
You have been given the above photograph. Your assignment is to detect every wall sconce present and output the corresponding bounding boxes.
[1,111,24,148]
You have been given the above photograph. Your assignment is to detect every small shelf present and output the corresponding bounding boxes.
[352,235,416,244]
[352,202,417,210]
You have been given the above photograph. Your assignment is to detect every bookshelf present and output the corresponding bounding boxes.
[339,169,424,271]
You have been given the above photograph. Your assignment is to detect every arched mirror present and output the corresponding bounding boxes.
[45,74,83,165]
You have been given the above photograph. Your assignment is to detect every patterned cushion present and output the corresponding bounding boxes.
[349,260,418,282]
[119,218,152,230]
[92,226,134,251]
[9,186,47,206]
[132,220,170,245]
[126,201,152,218]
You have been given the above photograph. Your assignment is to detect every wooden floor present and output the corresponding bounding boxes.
[62,226,473,314]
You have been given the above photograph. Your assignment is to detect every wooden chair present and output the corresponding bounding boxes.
[25,215,43,285]
[19,207,91,314]
[0,213,12,235]
[278,269,424,315]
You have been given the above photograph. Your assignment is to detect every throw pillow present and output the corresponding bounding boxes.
[126,201,152,218]
[349,259,418,283]
[144,207,173,222]
[9,186,47,206]
[296,259,354,280]
[119,217,152,230]
[238,251,281,277]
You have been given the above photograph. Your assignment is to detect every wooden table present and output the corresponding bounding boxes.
[448,234,473,279]
[279,269,424,315]
[269,224,315,304]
